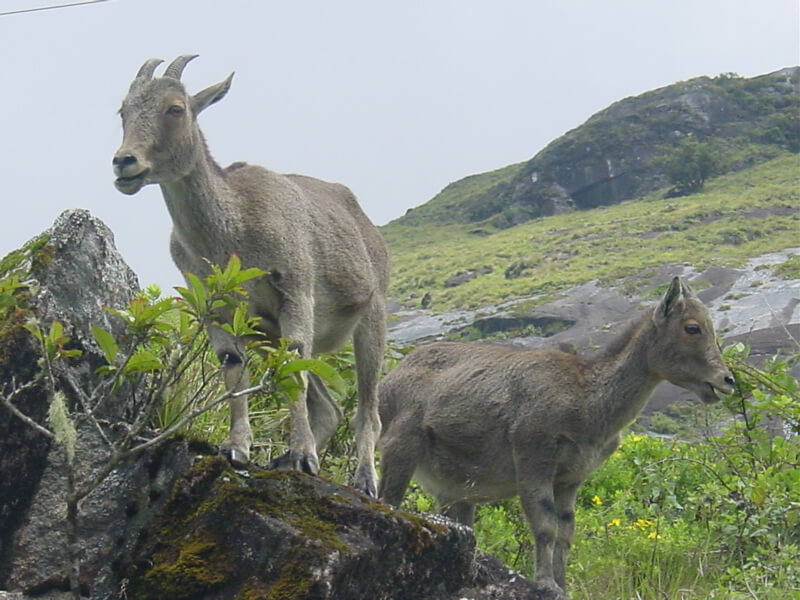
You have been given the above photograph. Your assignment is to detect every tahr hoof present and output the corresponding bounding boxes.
[221,445,249,468]
[269,450,319,476]
[534,575,566,596]
[268,452,291,470]
[353,470,377,498]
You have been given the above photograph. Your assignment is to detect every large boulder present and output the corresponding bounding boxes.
[6,427,194,598]
[123,456,561,600]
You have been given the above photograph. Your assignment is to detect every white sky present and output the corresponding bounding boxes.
[1,0,797,292]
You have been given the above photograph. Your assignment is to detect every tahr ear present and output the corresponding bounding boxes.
[191,72,234,115]
[653,276,687,326]
[680,278,697,299]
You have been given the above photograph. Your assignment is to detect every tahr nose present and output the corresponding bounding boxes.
[113,153,138,170]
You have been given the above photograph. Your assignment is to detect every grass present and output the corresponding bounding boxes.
[381,153,800,312]
[397,162,526,227]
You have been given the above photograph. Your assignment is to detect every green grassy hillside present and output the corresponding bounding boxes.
[397,162,526,227]
[382,153,800,311]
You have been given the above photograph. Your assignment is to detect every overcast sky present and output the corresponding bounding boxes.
[1,0,797,292]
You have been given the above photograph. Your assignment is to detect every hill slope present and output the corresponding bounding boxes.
[383,154,799,312]
[390,67,799,231]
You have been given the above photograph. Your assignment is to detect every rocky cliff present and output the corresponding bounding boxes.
[0,211,561,600]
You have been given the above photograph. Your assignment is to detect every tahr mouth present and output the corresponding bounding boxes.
[114,169,149,194]
[701,380,733,404]
[703,382,721,404]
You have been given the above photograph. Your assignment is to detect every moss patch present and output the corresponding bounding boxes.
[126,458,353,599]
[142,532,234,597]
[773,253,800,279]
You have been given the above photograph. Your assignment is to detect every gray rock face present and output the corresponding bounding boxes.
[7,427,193,599]
[123,457,563,600]
[0,210,140,587]
[30,209,140,359]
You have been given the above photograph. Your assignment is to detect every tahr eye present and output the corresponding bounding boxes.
[684,323,701,335]
[167,105,185,117]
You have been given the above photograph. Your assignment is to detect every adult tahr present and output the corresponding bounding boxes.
[113,55,389,496]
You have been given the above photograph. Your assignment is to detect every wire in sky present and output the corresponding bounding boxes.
[0,0,109,17]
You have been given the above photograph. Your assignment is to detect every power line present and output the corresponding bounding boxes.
[0,0,109,17]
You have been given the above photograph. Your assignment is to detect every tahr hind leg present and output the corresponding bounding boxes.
[352,297,386,497]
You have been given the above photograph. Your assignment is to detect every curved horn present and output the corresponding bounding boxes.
[135,58,164,81]
[164,54,199,80]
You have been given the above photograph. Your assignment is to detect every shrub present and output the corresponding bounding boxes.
[656,138,718,197]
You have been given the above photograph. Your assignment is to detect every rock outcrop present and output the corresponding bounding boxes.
[0,210,141,589]
[0,211,562,600]
[123,455,558,600]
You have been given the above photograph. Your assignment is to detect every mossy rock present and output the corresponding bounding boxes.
[124,457,475,600]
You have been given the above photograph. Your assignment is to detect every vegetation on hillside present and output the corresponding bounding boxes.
[382,154,800,312]
[655,138,718,196]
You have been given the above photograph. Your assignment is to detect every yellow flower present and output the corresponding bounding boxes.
[648,531,662,539]
[592,495,603,506]
[633,518,653,530]
[607,518,622,527]
[630,435,645,443]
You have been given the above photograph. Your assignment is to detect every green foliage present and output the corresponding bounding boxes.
[3,253,356,475]
[758,111,800,152]
[25,319,82,362]
[655,137,718,196]
[0,275,27,323]
[773,254,800,280]
[711,70,800,120]
[0,232,52,281]
[314,342,408,482]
